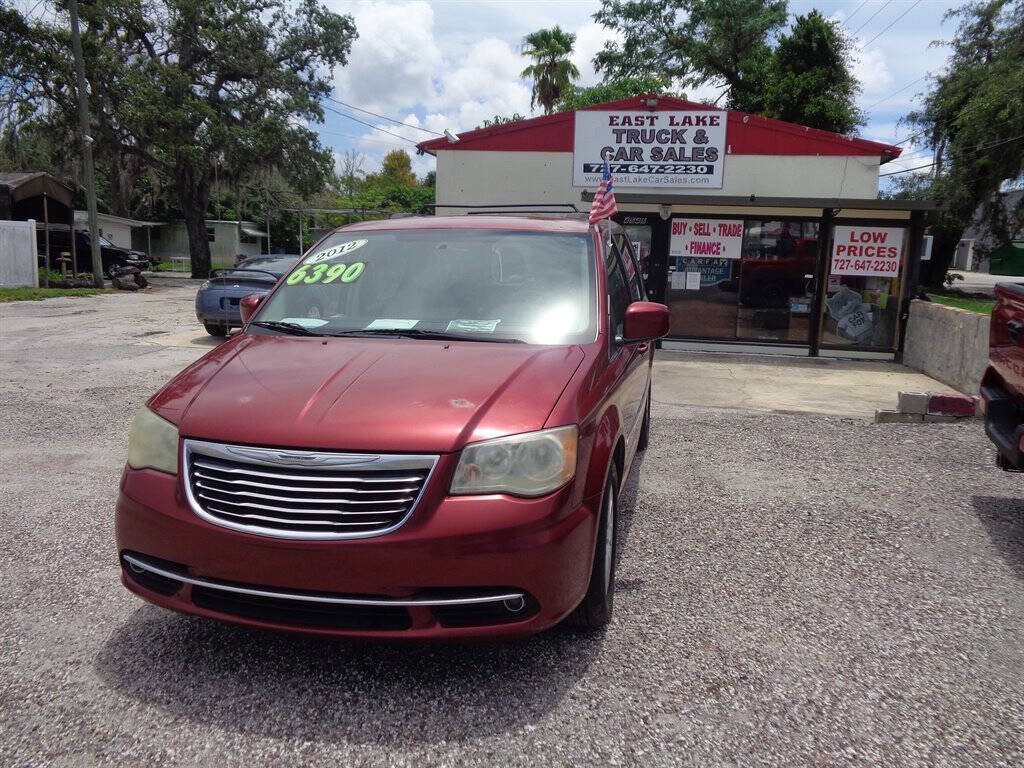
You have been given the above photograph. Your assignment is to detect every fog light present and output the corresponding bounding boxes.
[503,596,525,613]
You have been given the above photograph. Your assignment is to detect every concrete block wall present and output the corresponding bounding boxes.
[903,299,989,395]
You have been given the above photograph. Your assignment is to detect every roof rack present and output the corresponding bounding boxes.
[428,203,580,213]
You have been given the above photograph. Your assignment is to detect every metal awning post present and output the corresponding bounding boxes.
[43,193,50,288]
[69,206,77,277]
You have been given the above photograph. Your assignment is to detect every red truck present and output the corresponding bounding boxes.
[982,283,1024,470]
[116,216,670,640]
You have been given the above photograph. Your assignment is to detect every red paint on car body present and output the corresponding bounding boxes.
[116,216,667,639]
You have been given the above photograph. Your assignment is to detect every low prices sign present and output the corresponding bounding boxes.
[831,225,905,277]
[669,218,744,260]
[573,110,727,188]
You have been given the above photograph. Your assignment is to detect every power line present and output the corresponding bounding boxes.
[880,134,1024,175]
[862,0,922,48]
[321,103,420,145]
[851,1,890,37]
[879,160,936,177]
[325,97,442,137]
[863,74,927,112]
[842,0,871,28]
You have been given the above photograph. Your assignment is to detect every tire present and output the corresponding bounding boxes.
[106,263,121,279]
[204,323,228,337]
[567,463,618,630]
[637,385,651,452]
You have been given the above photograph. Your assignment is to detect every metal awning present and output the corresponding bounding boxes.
[580,191,945,211]
[0,172,73,208]
[241,225,266,238]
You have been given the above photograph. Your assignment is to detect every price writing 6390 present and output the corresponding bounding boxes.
[286,261,365,286]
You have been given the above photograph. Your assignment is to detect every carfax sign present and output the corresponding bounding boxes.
[573,110,727,189]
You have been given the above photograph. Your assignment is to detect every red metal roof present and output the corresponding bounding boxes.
[417,95,901,162]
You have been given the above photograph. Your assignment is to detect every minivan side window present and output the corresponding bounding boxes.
[605,239,631,346]
[615,234,645,301]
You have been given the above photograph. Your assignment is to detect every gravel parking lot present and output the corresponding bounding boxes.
[3,280,1024,766]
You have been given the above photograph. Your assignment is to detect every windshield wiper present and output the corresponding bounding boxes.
[250,320,322,336]
[327,328,525,343]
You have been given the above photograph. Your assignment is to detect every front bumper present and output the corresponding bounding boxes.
[981,368,1024,470]
[115,462,597,639]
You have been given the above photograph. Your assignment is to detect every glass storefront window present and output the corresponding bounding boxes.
[736,220,819,343]
[820,225,907,350]
[664,216,819,343]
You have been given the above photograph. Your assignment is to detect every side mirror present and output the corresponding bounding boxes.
[239,293,263,325]
[622,301,670,343]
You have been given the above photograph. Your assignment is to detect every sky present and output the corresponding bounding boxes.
[320,0,964,187]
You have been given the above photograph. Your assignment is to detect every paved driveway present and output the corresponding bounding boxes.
[2,281,1023,766]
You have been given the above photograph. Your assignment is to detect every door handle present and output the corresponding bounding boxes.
[1008,320,1022,344]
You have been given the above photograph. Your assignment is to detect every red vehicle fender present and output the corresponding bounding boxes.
[579,405,621,505]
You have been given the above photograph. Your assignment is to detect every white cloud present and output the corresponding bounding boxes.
[852,46,894,102]
[329,1,443,114]
[570,22,617,87]
[320,1,957,175]
[429,37,533,130]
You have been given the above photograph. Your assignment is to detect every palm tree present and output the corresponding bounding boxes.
[521,27,580,115]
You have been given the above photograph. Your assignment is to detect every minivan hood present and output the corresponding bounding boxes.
[150,334,585,453]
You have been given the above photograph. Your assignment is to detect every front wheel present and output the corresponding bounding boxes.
[567,463,618,630]
[204,322,228,337]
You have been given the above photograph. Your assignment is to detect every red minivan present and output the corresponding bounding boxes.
[116,216,669,639]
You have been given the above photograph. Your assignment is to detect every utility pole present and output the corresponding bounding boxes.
[68,0,104,288]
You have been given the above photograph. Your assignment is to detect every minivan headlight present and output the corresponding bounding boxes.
[451,425,577,497]
[126,407,179,475]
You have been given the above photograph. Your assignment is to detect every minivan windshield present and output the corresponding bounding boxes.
[253,229,596,345]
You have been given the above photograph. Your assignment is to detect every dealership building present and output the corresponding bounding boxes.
[417,95,941,359]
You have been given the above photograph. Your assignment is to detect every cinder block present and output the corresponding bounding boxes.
[897,391,930,414]
[924,413,958,423]
[875,410,924,423]
[928,392,976,417]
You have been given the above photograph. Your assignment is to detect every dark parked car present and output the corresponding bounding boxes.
[36,225,149,277]
[117,216,670,640]
[194,255,298,336]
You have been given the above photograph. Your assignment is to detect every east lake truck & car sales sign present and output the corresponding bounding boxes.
[573,110,727,189]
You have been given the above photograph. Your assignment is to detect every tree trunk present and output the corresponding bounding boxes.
[175,159,212,278]
[919,218,965,289]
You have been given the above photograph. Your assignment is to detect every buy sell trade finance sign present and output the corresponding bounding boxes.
[669,218,744,260]
[573,110,727,189]
[830,225,906,278]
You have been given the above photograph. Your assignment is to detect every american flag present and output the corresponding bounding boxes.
[588,158,617,224]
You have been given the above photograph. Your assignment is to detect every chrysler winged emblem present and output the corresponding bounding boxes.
[224,445,381,467]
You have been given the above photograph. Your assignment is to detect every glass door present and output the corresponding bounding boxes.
[735,220,819,344]
[819,223,908,351]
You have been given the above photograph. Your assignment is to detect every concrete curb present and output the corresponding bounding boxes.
[875,390,982,424]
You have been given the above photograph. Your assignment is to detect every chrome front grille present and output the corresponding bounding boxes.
[183,440,437,540]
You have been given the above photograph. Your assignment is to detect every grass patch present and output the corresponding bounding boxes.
[928,293,996,314]
[0,287,107,302]
[151,259,235,274]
